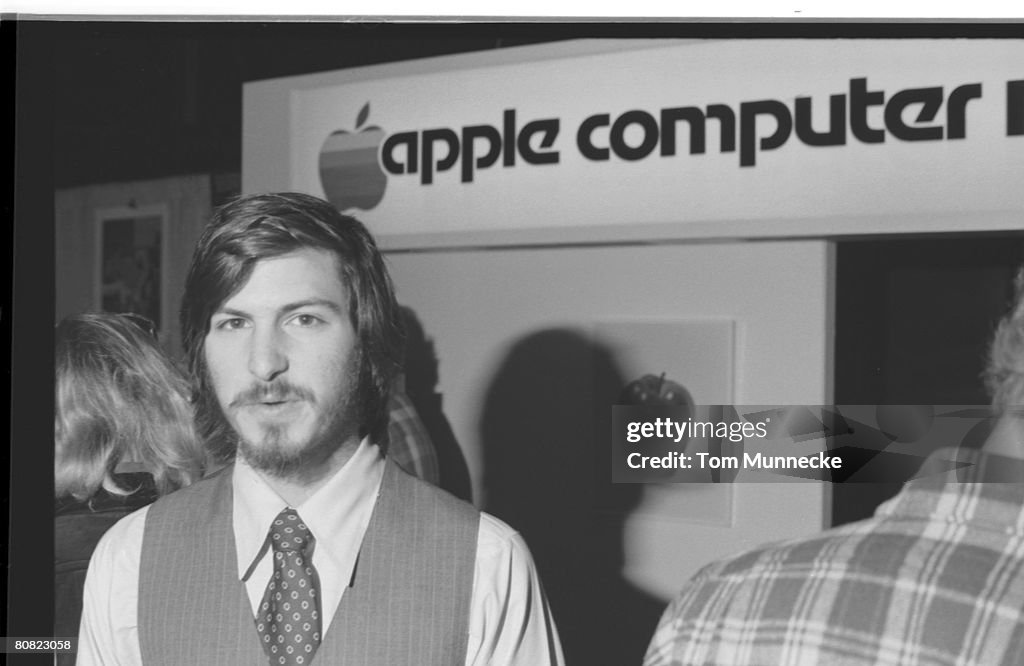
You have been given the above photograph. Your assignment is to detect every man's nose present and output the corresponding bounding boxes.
[248,326,288,381]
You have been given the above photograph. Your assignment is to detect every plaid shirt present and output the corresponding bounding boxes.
[644,448,1024,666]
[385,388,441,486]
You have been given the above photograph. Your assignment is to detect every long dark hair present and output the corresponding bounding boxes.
[180,192,404,462]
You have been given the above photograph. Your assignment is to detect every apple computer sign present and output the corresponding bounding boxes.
[318,103,388,212]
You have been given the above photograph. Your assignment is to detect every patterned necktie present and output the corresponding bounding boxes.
[256,508,322,666]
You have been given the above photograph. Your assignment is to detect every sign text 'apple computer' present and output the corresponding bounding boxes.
[374,78,1022,185]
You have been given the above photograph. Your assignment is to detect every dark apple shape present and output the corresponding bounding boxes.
[318,103,388,211]
[619,372,692,410]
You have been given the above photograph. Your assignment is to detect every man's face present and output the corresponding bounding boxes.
[204,248,361,476]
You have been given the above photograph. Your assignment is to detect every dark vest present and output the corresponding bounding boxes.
[138,460,479,665]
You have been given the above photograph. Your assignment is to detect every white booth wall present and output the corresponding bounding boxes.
[385,239,831,596]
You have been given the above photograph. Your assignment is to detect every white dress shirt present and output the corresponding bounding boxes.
[77,439,564,665]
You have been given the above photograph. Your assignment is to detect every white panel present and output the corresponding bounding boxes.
[386,239,830,599]
[246,38,1024,246]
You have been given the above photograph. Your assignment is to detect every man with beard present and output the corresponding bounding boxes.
[78,193,563,666]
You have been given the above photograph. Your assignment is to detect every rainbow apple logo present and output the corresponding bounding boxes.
[318,102,387,211]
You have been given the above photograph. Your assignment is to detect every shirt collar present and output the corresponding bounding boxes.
[877,447,1024,535]
[232,437,386,584]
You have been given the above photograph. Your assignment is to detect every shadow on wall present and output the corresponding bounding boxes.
[400,306,474,502]
[480,329,666,666]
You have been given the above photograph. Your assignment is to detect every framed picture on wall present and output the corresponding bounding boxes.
[94,204,169,336]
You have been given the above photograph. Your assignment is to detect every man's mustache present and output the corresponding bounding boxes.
[229,382,315,408]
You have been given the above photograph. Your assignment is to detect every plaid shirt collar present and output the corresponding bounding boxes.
[876,446,1024,536]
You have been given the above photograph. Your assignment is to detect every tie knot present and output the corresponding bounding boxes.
[268,508,313,553]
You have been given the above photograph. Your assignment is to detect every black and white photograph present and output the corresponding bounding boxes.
[8,10,1024,666]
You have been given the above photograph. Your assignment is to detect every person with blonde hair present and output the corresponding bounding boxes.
[55,312,207,662]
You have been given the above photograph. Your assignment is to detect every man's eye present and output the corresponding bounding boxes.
[291,314,322,327]
[216,318,248,330]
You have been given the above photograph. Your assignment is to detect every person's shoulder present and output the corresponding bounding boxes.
[99,503,150,543]
[689,517,881,587]
[390,459,479,520]
[147,465,232,512]
[88,503,150,570]
[476,511,534,564]
[478,511,519,541]
[128,466,234,541]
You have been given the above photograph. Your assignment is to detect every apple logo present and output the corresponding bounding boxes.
[619,372,693,412]
[318,102,388,211]
[618,372,695,482]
